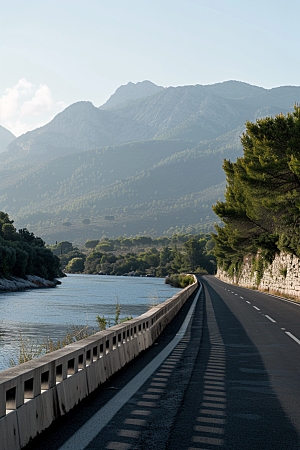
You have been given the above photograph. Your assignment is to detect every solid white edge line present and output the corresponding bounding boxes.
[265,315,276,323]
[58,283,203,450]
[207,276,300,308]
[285,331,300,346]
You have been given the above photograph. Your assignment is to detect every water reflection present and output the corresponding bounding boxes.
[0,275,180,370]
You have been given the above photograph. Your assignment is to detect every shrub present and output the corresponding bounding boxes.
[165,273,195,288]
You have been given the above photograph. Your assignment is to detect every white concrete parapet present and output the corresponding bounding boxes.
[0,277,198,450]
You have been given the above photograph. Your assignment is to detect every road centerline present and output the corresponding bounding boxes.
[265,315,276,323]
[285,332,300,346]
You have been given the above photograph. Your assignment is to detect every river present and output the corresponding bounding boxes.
[0,274,181,371]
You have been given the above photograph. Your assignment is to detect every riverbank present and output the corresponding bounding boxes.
[0,275,60,292]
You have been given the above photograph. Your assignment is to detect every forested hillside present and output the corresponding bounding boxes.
[213,106,300,278]
[0,80,299,245]
[1,81,297,165]
[0,130,241,245]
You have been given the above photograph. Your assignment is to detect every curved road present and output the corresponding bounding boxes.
[24,276,300,449]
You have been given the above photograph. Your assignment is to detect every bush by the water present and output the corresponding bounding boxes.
[165,274,195,288]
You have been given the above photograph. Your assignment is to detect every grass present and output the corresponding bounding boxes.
[9,302,133,367]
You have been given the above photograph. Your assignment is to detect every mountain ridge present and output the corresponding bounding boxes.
[3,80,300,166]
[1,80,300,244]
[100,80,164,109]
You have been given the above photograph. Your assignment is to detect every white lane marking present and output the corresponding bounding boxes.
[207,276,300,308]
[285,332,300,346]
[246,301,251,304]
[265,315,276,323]
[58,285,202,450]
[240,297,243,299]
[281,328,286,330]
[235,294,238,296]
[253,306,260,311]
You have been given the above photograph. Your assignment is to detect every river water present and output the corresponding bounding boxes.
[0,274,180,371]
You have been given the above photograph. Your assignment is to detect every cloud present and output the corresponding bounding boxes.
[0,79,66,137]
[20,84,53,116]
[0,78,33,120]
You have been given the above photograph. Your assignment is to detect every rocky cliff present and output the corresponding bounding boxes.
[100,80,164,108]
[217,252,300,300]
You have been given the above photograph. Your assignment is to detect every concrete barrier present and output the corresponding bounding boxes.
[0,277,198,450]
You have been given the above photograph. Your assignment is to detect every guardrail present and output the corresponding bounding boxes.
[0,276,198,450]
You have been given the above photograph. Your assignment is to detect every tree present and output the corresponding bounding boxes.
[213,105,300,268]
[160,246,172,266]
[84,239,99,249]
[66,258,85,273]
[183,238,207,272]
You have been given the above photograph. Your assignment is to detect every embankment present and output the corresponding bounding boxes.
[217,252,300,300]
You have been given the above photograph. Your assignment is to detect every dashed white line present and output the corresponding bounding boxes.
[265,315,276,323]
[246,301,251,304]
[285,332,300,346]
[240,297,243,299]
[253,306,260,311]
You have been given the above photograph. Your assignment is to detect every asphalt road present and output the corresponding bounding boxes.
[24,276,300,449]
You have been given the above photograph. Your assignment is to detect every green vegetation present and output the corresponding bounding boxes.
[0,211,60,280]
[53,233,216,276]
[9,325,92,366]
[2,82,299,244]
[213,106,300,280]
[0,133,239,245]
[165,274,195,288]
[11,303,133,366]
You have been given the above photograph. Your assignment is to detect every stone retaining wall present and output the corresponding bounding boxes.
[0,277,198,450]
[217,252,300,299]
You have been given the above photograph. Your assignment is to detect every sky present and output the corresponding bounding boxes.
[1,0,299,136]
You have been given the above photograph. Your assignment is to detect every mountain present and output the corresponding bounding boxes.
[0,125,15,153]
[3,81,300,167]
[0,129,242,245]
[100,80,164,108]
[1,80,300,245]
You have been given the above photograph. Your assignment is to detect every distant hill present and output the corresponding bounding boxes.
[3,81,299,167]
[0,130,242,245]
[1,80,300,245]
[100,80,164,108]
[0,125,15,153]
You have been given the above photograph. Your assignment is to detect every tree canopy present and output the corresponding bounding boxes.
[212,106,300,271]
[0,211,60,280]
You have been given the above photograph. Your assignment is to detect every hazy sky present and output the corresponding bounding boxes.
[1,0,299,136]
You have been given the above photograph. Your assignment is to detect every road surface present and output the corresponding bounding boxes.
[24,276,300,449]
